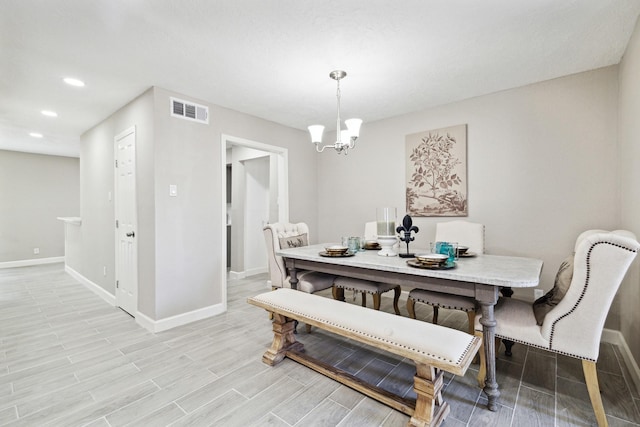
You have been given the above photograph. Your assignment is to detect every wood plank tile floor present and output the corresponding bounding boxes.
[1,263,639,426]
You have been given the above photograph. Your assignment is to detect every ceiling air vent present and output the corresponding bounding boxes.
[170,97,209,124]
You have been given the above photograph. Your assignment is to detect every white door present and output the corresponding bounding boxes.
[243,156,270,274]
[114,127,138,316]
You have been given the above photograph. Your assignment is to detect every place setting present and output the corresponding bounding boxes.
[362,240,381,250]
[407,241,459,269]
[407,253,456,269]
[319,244,356,257]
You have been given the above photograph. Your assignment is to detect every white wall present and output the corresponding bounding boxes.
[618,17,640,366]
[318,66,620,308]
[80,85,318,325]
[0,150,79,263]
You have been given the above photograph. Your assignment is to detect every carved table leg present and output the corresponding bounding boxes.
[479,301,500,411]
[262,313,304,366]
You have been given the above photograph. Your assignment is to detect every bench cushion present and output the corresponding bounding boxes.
[249,288,479,373]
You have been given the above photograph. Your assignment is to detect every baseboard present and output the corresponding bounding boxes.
[245,266,268,277]
[228,270,244,280]
[601,328,640,395]
[65,265,116,306]
[136,303,227,333]
[0,256,65,269]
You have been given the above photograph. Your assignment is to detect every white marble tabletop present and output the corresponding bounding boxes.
[277,244,543,288]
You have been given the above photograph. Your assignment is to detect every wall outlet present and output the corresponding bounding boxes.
[33,248,40,254]
[534,288,544,299]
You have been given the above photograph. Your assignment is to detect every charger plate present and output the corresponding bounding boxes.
[319,251,356,258]
[407,259,456,270]
[458,252,477,258]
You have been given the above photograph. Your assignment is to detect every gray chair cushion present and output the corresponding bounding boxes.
[295,270,335,293]
[409,289,476,312]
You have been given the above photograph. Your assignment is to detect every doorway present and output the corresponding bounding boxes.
[221,135,289,285]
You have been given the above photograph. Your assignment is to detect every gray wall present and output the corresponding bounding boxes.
[619,17,640,367]
[80,86,318,322]
[317,66,621,314]
[80,89,154,305]
[0,150,79,262]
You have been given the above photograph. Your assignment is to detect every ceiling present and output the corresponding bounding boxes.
[2,1,640,158]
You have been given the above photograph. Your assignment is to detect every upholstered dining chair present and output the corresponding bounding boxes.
[475,230,639,427]
[263,222,336,332]
[263,222,336,293]
[407,220,484,334]
[333,222,401,314]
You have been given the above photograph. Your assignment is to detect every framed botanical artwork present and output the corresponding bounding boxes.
[405,124,467,216]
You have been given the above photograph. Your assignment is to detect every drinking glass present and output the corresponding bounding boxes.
[430,241,457,263]
[348,237,361,253]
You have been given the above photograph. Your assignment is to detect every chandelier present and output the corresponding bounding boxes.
[308,70,362,154]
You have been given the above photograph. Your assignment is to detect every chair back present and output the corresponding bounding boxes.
[435,220,485,254]
[263,222,310,288]
[541,230,639,360]
[364,221,377,241]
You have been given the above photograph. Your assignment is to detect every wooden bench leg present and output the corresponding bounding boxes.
[262,313,304,366]
[410,363,449,427]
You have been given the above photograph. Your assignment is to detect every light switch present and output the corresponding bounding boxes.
[169,184,177,197]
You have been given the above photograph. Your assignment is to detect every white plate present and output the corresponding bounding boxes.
[415,253,449,262]
[325,245,348,253]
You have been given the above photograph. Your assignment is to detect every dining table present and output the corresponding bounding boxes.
[276,243,544,411]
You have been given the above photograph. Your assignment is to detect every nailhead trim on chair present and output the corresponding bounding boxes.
[334,285,397,295]
[548,241,638,350]
[494,334,597,362]
[408,296,475,312]
[408,289,476,312]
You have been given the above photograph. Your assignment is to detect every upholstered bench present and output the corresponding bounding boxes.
[248,288,481,427]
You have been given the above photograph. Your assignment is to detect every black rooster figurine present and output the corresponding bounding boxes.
[396,214,419,258]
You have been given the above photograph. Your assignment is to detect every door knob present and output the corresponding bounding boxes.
[126,231,135,238]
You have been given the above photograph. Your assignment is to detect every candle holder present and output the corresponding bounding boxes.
[396,214,419,258]
[376,207,398,256]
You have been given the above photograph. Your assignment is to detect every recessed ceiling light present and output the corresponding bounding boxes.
[63,77,85,87]
[41,110,58,117]
[29,132,43,138]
